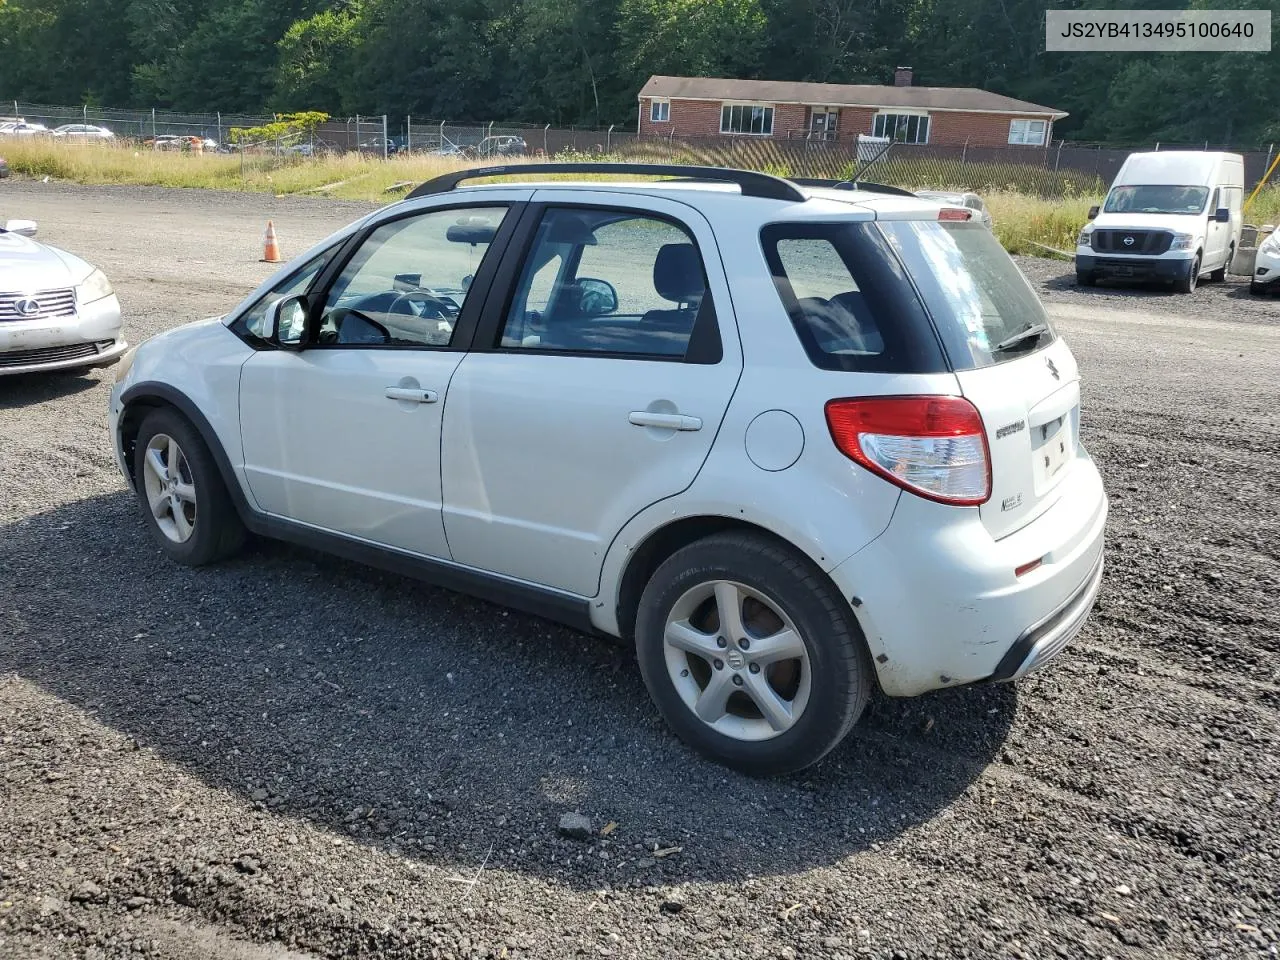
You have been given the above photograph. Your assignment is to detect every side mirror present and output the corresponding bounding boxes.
[1214,207,1230,223]
[578,277,619,317]
[1087,205,1100,220]
[3,219,38,238]
[267,294,309,349]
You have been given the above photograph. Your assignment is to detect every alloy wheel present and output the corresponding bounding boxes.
[141,433,197,544]
[662,580,812,742]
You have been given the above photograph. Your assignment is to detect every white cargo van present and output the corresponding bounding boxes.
[1075,151,1244,293]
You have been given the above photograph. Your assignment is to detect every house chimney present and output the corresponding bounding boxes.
[894,66,914,87]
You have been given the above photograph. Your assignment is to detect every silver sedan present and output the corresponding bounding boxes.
[0,218,125,375]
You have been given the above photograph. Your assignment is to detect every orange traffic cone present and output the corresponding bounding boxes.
[261,221,283,263]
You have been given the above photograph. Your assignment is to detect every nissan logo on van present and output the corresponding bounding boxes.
[1123,235,1135,246]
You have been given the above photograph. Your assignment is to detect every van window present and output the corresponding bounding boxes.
[1104,185,1209,215]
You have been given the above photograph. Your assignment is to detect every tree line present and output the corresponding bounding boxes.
[1,0,1276,145]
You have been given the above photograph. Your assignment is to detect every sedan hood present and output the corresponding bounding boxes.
[0,231,92,293]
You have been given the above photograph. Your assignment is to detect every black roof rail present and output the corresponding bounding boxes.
[405,162,807,202]
[789,177,919,198]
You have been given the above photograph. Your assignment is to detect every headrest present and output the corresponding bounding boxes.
[653,243,704,303]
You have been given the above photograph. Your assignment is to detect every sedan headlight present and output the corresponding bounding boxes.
[1077,229,1092,248]
[1169,233,1195,251]
[1260,230,1280,254]
[76,268,114,305]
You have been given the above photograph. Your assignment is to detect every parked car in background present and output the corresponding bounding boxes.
[359,137,402,156]
[471,135,527,159]
[0,122,50,137]
[915,190,994,230]
[144,135,217,152]
[107,163,1106,776]
[52,124,115,141]
[1076,151,1244,293]
[0,216,125,375]
[1249,228,1280,295]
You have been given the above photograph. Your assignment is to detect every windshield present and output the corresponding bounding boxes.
[1104,184,1209,215]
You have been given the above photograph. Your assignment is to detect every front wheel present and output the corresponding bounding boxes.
[1174,254,1201,294]
[133,407,246,566]
[635,532,872,776]
[1076,271,1096,287]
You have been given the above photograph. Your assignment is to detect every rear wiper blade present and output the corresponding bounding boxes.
[993,323,1049,353]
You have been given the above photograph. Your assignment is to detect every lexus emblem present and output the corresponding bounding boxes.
[1123,235,1135,246]
[1046,357,1060,380]
[14,298,40,317]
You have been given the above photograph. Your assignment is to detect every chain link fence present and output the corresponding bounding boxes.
[3,99,1276,200]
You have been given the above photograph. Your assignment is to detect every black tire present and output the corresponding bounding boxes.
[1250,281,1268,296]
[1076,271,1096,287]
[1174,254,1201,294]
[1208,245,1232,282]
[133,407,246,566]
[635,531,872,776]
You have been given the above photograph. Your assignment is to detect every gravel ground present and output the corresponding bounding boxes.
[1,182,1278,960]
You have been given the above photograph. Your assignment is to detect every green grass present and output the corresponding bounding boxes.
[6,138,1280,257]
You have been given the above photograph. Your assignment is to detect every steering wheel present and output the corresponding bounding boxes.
[387,289,456,320]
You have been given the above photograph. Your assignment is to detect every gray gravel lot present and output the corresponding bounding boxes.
[1,181,1278,960]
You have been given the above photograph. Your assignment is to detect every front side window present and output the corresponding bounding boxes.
[501,207,716,360]
[650,99,670,122]
[316,206,508,347]
[873,113,929,144]
[1103,185,1209,215]
[1008,119,1047,145]
[236,249,332,339]
[721,103,774,135]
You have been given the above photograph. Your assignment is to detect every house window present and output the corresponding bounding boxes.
[721,103,774,135]
[1008,119,1048,145]
[873,113,929,144]
[650,99,670,123]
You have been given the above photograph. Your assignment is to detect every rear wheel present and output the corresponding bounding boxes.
[1174,254,1201,294]
[1076,271,1096,287]
[635,532,872,776]
[133,407,246,566]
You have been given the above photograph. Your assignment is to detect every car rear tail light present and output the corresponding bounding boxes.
[825,396,991,505]
[938,207,972,221]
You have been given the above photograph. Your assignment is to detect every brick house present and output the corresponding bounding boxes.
[637,70,1067,148]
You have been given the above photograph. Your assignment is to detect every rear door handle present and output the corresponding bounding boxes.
[385,386,439,404]
[628,411,702,432]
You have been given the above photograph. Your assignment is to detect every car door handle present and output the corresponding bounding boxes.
[628,411,702,432]
[385,386,439,403]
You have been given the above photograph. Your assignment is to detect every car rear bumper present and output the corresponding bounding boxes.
[0,294,124,375]
[1076,252,1189,281]
[830,450,1108,697]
